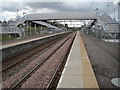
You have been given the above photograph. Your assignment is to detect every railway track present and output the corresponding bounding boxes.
[2,32,76,89]
[2,33,70,81]
[46,34,75,89]
[2,41,57,72]
[11,34,73,89]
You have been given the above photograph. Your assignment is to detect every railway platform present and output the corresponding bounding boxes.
[1,32,71,61]
[1,32,67,49]
[57,31,99,88]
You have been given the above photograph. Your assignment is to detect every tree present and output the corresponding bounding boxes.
[0,20,2,24]
[3,20,7,23]
[65,24,68,28]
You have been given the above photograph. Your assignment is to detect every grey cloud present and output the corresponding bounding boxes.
[1,2,28,12]
[23,2,91,12]
[23,2,117,13]
[1,1,117,13]
[1,1,118,20]
[23,2,62,12]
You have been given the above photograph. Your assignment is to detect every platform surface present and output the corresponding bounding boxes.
[1,32,67,49]
[57,31,99,88]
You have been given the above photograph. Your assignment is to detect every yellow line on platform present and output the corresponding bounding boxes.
[79,32,99,88]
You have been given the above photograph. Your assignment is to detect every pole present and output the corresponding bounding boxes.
[17,9,18,17]
[23,24,25,37]
[114,6,115,19]
[95,8,98,15]
[30,22,31,34]
[23,12,26,37]
[27,14,28,35]
[39,25,40,34]
[41,26,42,34]
[107,5,109,15]
[35,24,36,34]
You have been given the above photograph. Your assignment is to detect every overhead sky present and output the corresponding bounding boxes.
[0,0,119,21]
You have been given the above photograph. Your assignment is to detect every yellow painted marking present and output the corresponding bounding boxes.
[79,32,99,88]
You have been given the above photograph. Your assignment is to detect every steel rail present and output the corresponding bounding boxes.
[9,34,73,90]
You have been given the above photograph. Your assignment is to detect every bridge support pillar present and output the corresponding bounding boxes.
[26,21,28,35]
[40,26,42,34]
[35,24,37,34]
[30,22,32,34]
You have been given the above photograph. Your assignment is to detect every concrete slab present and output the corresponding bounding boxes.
[63,67,83,75]
[65,62,82,68]
[57,75,84,88]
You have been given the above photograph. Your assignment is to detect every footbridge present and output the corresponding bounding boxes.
[23,12,97,20]
[1,12,119,37]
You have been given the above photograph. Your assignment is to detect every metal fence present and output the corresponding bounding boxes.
[82,27,119,43]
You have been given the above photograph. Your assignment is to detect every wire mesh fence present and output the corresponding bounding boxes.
[82,27,119,43]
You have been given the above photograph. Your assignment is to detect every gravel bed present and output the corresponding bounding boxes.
[2,33,73,89]
[20,33,76,88]
[3,41,55,81]
[80,32,120,88]
[2,35,66,81]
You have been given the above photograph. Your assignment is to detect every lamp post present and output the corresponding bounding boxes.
[114,6,115,19]
[23,12,27,37]
[17,9,19,17]
[94,8,98,15]
[107,5,109,15]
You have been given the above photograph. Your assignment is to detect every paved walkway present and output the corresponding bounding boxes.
[57,31,99,88]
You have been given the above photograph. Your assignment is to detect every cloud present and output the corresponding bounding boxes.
[0,11,16,20]
[23,2,62,12]
[1,2,24,12]
[0,1,119,21]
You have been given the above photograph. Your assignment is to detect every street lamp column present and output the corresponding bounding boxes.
[94,8,98,15]
[107,5,109,15]
[114,6,115,19]
[17,9,19,17]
